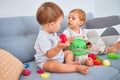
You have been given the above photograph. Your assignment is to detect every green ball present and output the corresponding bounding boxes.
[69,38,87,56]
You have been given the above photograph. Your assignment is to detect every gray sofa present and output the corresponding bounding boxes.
[0,14,120,80]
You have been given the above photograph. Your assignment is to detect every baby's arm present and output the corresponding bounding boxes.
[45,39,70,58]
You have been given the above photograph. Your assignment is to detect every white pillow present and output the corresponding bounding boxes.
[85,24,120,47]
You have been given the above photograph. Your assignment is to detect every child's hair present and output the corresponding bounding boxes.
[36,2,64,25]
[70,9,86,26]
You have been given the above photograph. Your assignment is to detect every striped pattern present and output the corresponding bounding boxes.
[0,49,24,80]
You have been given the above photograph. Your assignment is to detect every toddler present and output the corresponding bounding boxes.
[34,2,89,74]
[63,9,120,66]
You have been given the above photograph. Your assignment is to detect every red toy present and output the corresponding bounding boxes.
[59,34,67,43]
[22,69,31,76]
[37,69,44,74]
[88,53,102,65]
[88,54,97,60]
[93,60,102,65]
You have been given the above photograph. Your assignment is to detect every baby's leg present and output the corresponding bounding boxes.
[107,41,120,53]
[43,60,89,74]
[64,50,80,65]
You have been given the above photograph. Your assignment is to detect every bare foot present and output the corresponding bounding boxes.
[107,41,120,53]
[85,58,93,67]
[76,65,89,74]
[116,41,120,47]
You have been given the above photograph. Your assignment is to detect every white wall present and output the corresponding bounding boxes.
[95,0,120,17]
[0,0,120,18]
[0,0,95,18]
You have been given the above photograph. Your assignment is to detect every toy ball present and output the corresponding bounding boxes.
[103,60,110,67]
[22,69,31,76]
[59,34,67,43]
[107,53,120,59]
[24,63,29,68]
[37,69,44,74]
[41,73,50,78]
[69,38,87,56]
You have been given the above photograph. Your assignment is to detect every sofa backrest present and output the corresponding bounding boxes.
[0,13,94,63]
[0,16,40,62]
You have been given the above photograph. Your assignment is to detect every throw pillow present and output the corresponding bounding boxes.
[85,16,120,29]
[85,24,120,47]
[0,49,24,80]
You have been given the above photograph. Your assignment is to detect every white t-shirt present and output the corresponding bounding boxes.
[34,30,64,69]
[63,28,88,40]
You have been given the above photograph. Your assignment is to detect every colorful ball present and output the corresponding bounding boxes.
[103,60,110,67]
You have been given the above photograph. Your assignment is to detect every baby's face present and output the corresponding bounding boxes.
[68,12,81,29]
[51,16,64,33]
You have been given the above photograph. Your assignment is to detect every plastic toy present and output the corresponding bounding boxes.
[40,73,50,78]
[59,34,67,43]
[24,63,29,68]
[88,54,103,65]
[96,56,102,61]
[88,54,97,60]
[22,69,31,76]
[107,53,120,59]
[69,38,87,56]
[37,69,44,74]
[93,60,102,65]
[103,60,110,67]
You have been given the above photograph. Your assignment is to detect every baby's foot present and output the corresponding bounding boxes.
[108,41,120,53]
[76,65,89,74]
[85,58,93,67]
[115,41,120,48]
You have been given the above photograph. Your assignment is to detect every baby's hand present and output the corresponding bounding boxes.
[57,39,70,49]
[68,37,75,44]
[86,41,92,48]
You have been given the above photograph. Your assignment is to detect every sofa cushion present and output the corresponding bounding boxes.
[85,24,120,47]
[0,49,24,80]
[85,15,120,29]
[97,50,120,71]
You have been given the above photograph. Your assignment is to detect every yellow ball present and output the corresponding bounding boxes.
[103,60,110,67]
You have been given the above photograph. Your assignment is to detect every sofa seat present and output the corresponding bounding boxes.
[99,50,120,70]
[20,61,119,80]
